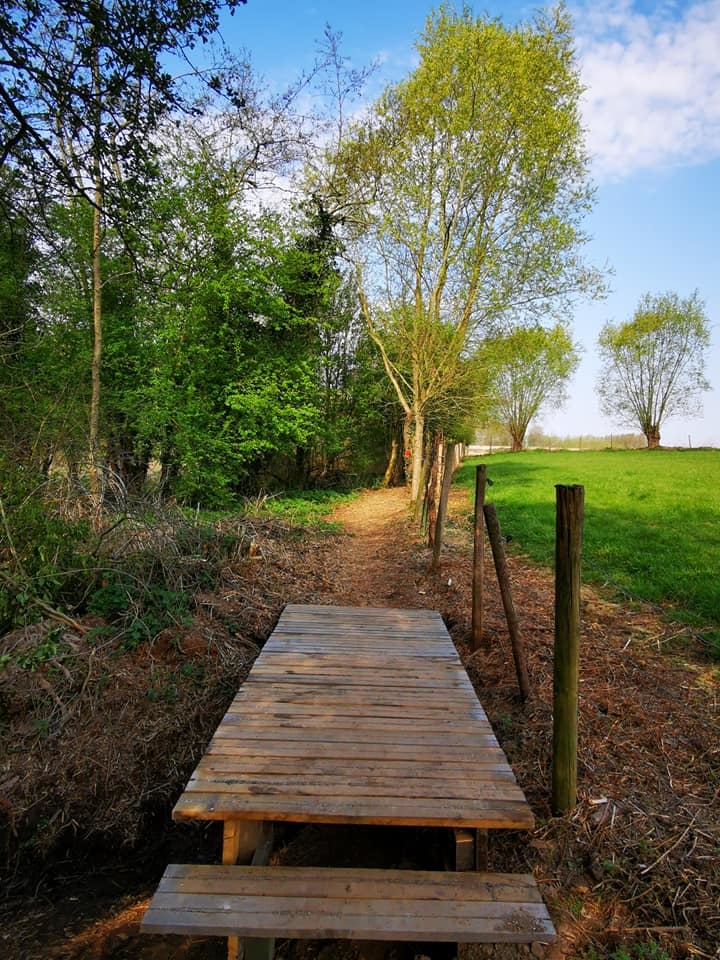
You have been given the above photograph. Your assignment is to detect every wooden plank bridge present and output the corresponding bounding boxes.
[142,604,555,951]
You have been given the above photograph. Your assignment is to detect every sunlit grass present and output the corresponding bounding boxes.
[248,488,358,529]
[455,449,720,632]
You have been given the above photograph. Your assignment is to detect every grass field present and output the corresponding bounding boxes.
[455,449,720,636]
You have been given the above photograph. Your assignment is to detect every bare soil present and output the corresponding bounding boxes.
[1,487,718,960]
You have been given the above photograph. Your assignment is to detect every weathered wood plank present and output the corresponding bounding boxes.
[200,741,506,762]
[226,698,487,720]
[223,708,489,726]
[185,780,526,803]
[141,865,555,943]
[173,793,535,829]
[210,728,497,748]
[157,864,543,900]
[195,757,517,781]
[282,603,442,618]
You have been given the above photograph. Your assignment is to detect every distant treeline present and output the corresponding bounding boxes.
[474,428,648,451]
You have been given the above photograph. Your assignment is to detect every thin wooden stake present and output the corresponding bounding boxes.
[471,465,487,651]
[430,442,455,570]
[483,503,530,701]
[552,484,584,815]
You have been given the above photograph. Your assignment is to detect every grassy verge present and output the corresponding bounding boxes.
[247,488,358,529]
[455,449,720,642]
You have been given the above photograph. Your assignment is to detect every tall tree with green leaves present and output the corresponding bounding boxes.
[329,5,601,500]
[596,292,711,448]
[478,323,580,451]
[0,0,245,507]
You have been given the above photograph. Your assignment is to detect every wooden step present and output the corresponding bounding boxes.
[141,864,556,944]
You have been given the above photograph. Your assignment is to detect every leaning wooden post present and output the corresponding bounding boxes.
[483,503,530,701]
[552,484,584,814]
[471,465,487,651]
[430,442,455,570]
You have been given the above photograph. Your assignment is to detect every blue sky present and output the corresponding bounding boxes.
[222,0,720,446]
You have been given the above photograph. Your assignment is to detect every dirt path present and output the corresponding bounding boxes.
[315,487,427,607]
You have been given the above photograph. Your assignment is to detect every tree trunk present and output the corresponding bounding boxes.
[382,437,399,487]
[88,32,103,517]
[410,410,425,503]
[426,433,442,546]
[402,413,413,488]
[510,430,523,452]
[89,185,103,512]
[646,425,661,448]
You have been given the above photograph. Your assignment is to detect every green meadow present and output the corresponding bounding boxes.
[455,449,720,634]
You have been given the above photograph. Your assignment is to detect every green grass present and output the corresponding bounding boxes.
[455,449,720,633]
[186,489,358,529]
[248,488,358,529]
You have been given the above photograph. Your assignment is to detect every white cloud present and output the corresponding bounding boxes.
[574,0,720,179]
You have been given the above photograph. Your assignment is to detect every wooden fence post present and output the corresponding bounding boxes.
[471,465,487,651]
[552,484,584,814]
[483,503,530,701]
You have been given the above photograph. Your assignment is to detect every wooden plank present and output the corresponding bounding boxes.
[235,688,478,705]
[263,639,453,653]
[141,865,555,943]
[245,672,473,690]
[221,715,491,733]
[210,727,497,748]
[173,794,535,829]
[201,741,506,762]
[232,683,479,702]
[248,662,469,678]
[185,777,527,803]
[148,893,552,924]
[157,864,544,901]
[195,758,517,781]
[227,690,481,709]
[249,658,466,675]
[281,604,443,618]
[226,699,488,721]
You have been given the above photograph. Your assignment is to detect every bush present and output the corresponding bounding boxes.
[0,461,91,632]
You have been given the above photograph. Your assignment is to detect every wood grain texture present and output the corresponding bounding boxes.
[141,865,556,943]
[172,604,534,830]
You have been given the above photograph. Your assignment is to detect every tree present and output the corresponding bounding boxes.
[0,0,245,507]
[478,323,580,451]
[596,292,711,448]
[328,6,601,500]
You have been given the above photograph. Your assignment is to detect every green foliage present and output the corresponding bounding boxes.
[0,0,245,214]
[477,323,580,450]
[250,489,358,529]
[596,291,711,447]
[456,450,720,639]
[14,628,65,671]
[1,16,396,510]
[88,576,191,649]
[332,4,602,498]
[0,459,91,632]
[138,149,392,503]
[585,941,670,960]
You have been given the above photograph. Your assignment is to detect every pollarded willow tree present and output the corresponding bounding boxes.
[478,323,580,451]
[596,291,711,448]
[329,5,602,500]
